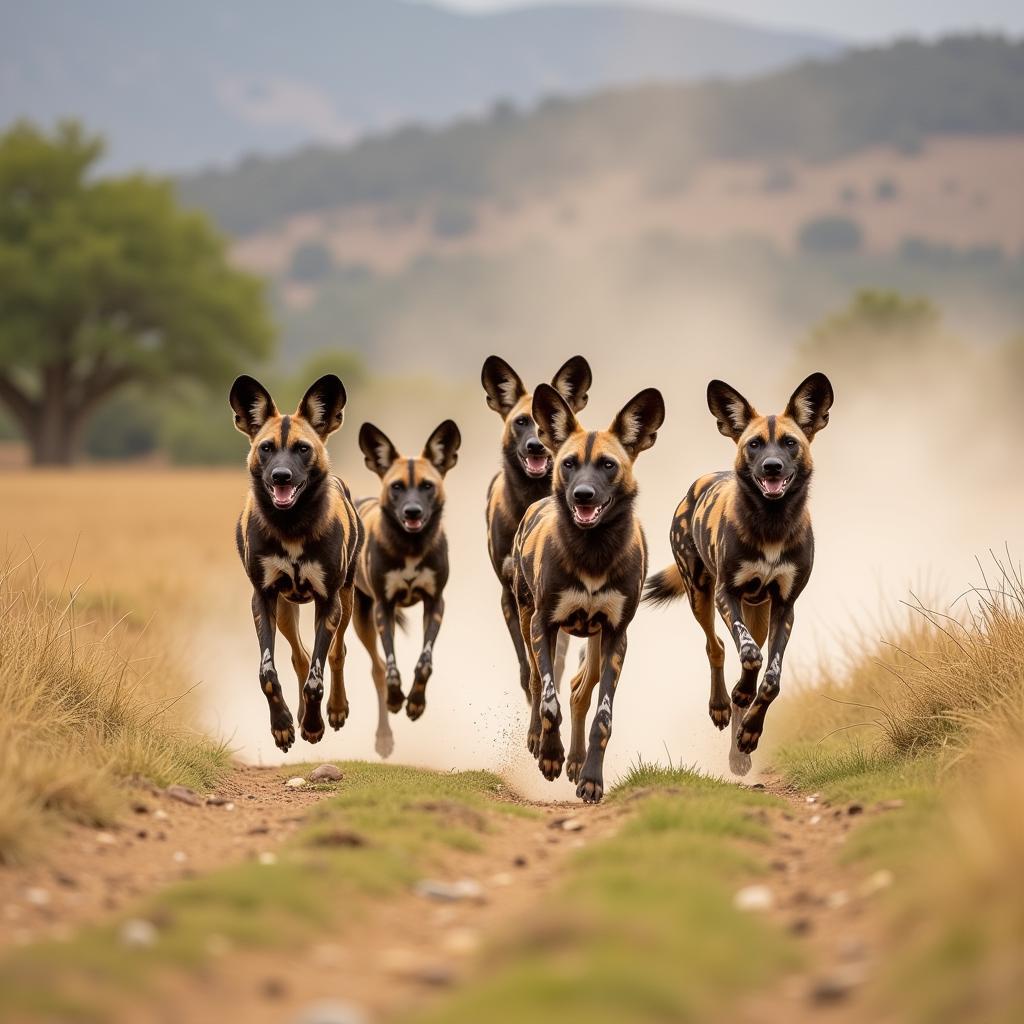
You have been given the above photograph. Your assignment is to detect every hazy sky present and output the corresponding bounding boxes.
[437,1,1024,40]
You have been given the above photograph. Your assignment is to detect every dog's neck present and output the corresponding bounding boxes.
[734,472,811,547]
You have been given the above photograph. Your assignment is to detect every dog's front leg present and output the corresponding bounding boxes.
[326,586,355,731]
[407,595,444,721]
[251,589,294,751]
[530,612,565,781]
[736,602,795,754]
[374,600,404,713]
[576,629,627,804]
[715,585,763,707]
[300,593,341,743]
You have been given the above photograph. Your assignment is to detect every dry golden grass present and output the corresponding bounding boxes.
[0,549,231,865]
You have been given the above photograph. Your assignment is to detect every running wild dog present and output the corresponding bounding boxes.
[512,384,665,803]
[230,374,363,752]
[644,373,834,772]
[481,355,592,700]
[354,420,461,758]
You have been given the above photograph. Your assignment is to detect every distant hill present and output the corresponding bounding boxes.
[0,0,840,172]
[179,35,1024,235]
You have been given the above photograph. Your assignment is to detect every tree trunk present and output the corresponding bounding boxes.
[29,413,78,466]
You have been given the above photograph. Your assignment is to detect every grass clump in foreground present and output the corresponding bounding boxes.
[0,555,230,864]
[0,763,518,1021]
[774,558,1024,1022]
[415,763,798,1024]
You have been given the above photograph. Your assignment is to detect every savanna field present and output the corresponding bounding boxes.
[3,10,1024,1024]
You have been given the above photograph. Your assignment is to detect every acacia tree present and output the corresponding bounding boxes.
[0,121,273,465]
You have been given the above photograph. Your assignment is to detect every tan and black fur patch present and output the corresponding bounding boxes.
[353,419,461,757]
[481,355,592,701]
[230,373,363,753]
[512,383,664,804]
[644,372,834,770]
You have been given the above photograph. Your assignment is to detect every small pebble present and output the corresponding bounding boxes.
[415,878,484,903]
[205,795,232,806]
[513,855,528,868]
[809,965,865,1004]
[120,918,158,949]
[166,785,202,807]
[172,851,188,864]
[153,809,170,822]
[285,777,307,789]
[309,764,344,782]
[809,814,822,825]
[95,831,116,846]
[258,851,278,866]
[25,888,50,908]
[847,802,864,816]
[860,869,894,897]
[734,884,774,912]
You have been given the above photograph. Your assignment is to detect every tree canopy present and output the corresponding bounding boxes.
[0,121,274,464]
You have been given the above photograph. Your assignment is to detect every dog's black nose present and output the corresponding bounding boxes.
[573,484,597,505]
[525,437,546,456]
[762,458,785,478]
[404,504,423,520]
[271,467,293,484]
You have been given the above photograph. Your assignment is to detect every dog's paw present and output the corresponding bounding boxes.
[709,700,732,729]
[576,775,604,804]
[739,642,763,673]
[405,685,427,721]
[386,682,405,714]
[527,730,541,758]
[736,718,762,755]
[375,729,395,759]
[565,755,585,784]
[538,735,564,781]
[731,679,757,709]
[270,709,295,752]
[327,703,349,730]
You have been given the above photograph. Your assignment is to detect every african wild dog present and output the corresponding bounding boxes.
[512,384,665,803]
[644,373,834,772]
[230,374,364,753]
[353,420,461,758]
[481,355,592,700]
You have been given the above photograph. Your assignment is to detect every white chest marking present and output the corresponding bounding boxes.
[384,557,437,601]
[551,585,626,629]
[260,554,329,597]
[733,556,798,601]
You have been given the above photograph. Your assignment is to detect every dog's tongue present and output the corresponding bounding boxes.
[273,484,296,506]
[575,505,599,524]
[762,478,786,496]
[525,455,548,474]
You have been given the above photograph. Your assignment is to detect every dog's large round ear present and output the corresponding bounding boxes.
[707,380,756,441]
[229,375,278,439]
[532,383,579,452]
[423,420,461,476]
[551,355,592,413]
[359,422,400,477]
[785,372,834,441]
[481,356,526,417]
[297,374,347,439]
[610,388,665,459]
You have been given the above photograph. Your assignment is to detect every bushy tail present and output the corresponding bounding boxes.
[643,564,687,607]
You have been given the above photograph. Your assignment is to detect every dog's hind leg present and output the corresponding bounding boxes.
[501,583,533,702]
[353,590,393,758]
[566,633,601,783]
[519,602,543,759]
[686,569,730,730]
[276,599,310,721]
[326,586,354,733]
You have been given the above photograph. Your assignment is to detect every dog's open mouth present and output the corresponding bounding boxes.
[571,501,609,528]
[520,453,551,478]
[757,475,793,499]
[270,482,302,509]
[403,515,425,533]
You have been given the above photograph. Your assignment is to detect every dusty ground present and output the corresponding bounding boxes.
[0,765,901,1024]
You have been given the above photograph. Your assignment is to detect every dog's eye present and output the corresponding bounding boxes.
[421,480,434,491]
[747,439,761,450]
[515,416,530,427]
[259,442,273,453]
[601,459,617,472]
[297,443,312,455]
[784,437,798,449]
[562,457,576,470]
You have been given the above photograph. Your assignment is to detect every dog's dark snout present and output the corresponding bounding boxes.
[404,504,423,519]
[271,467,293,485]
[525,437,546,456]
[762,458,784,478]
[573,484,597,505]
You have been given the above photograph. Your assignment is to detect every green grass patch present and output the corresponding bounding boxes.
[0,762,515,1021]
[414,762,798,1024]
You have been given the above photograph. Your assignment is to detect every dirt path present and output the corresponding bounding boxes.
[1,766,901,1023]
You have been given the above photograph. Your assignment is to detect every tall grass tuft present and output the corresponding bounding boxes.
[0,553,231,864]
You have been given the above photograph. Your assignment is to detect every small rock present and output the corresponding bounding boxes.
[309,764,344,782]
[750,782,766,790]
[442,928,481,955]
[825,890,849,909]
[172,851,188,864]
[309,830,366,849]
[261,977,288,1000]
[120,918,158,949]
[258,851,278,866]
[285,777,307,789]
[247,825,270,835]
[847,802,864,816]
[809,966,865,1004]
[809,814,822,825]
[860,869,894,897]
[769,859,788,873]
[153,809,170,822]
[293,1001,368,1024]
[734,884,774,912]
[131,801,150,814]
[53,872,77,889]
[490,872,513,887]
[25,888,50,908]
[205,794,232,806]
[788,917,813,936]
[95,831,117,845]
[513,855,528,868]
[559,818,584,832]
[136,830,148,840]
[415,878,485,903]
[805,794,819,804]
[879,799,905,811]
[166,785,202,807]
